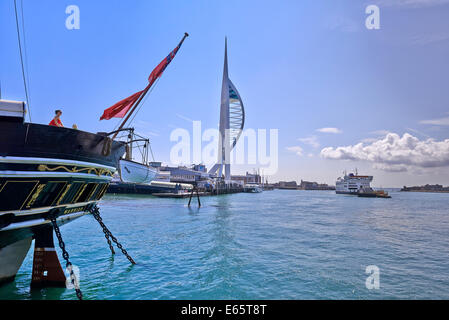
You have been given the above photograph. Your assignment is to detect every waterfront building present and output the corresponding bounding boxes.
[277,181,298,189]
[231,172,262,185]
[298,180,335,191]
[401,184,449,192]
[159,165,209,184]
[153,171,171,183]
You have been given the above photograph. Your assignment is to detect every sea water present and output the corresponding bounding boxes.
[1,190,448,300]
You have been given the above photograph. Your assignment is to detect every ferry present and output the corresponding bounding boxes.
[335,170,373,195]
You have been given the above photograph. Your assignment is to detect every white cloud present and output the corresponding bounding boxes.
[298,135,320,148]
[286,146,303,157]
[372,163,408,172]
[420,117,449,126]
[320,132,449,172]
[317,127,342,134]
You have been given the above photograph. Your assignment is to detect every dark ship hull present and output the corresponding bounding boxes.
[0,118,125,284]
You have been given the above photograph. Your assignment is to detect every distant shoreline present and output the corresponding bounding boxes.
[401,184,449,193]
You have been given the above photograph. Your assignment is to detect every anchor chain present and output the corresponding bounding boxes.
[90,205,136,265]
[96,214,115,255]
[49,216,83,300]
[104,232,115,255]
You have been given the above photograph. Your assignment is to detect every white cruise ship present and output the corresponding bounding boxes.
[336,171,373,195]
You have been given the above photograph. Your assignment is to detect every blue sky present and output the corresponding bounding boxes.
[1,0,449,187]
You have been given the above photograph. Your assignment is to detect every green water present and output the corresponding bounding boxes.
[1,190,448,300]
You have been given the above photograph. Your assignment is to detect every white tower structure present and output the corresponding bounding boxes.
[208,38,245,182]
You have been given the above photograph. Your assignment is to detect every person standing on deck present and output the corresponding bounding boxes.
[49,109,63,127]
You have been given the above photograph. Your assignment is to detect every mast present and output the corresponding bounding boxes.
[111,83,151,140]
[14,0,31,121]
[112,33,189,140]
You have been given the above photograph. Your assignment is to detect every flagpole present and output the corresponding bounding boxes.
[111,32,189,140]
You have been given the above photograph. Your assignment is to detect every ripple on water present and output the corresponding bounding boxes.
[1,191,448,299]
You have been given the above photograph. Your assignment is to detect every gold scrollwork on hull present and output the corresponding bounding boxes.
[26,183,45,209]
[97,184,109,200]
[37,164,114,177]
[56,183,72,205]
[73,184,88,204]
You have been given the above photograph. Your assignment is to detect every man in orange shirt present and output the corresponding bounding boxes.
[49,110,63,127]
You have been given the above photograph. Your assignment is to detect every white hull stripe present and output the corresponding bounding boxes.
[0,156,117,172]
[0,171,113,180]
[0,200,98,216]
[1,211,87,232]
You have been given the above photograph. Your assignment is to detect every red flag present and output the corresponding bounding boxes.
[100,89,145,120]
[148,46,180,86]
[100,33,188,121]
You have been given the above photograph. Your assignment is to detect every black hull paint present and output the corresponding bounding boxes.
[0,121,126,248]
[0,122,124,166]
[0,207,89,249]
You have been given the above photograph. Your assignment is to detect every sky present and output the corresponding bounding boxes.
[1,0,449,187]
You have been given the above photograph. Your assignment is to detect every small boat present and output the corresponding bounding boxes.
[357,187,391,198]
[152,183,198,198]
[152,191,210,198]
[119,159,158,184]
[115,129,158,185]
[373,190,391,198]
[244,183,263,193]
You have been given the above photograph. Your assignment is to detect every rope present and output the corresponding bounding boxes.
[13,0,31,122]
[149,142,155,162]
[20,0,32,113]
[110,79,159,133]
[127,77,160,127]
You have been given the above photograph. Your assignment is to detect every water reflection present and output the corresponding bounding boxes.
[29,287,65,300]
[197,195,244,297]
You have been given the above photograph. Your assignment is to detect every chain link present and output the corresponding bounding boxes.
[50,216,83,300]
[104,233,115,255]
[96,214,115,255]
[90,206,136,265]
